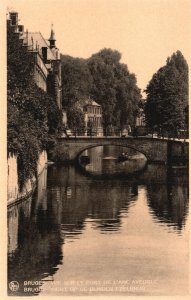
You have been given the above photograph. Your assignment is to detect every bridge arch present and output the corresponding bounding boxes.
[56,136,188,164]
[75,143,150,162]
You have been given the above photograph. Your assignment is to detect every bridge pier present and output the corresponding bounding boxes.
[167,140,189,165]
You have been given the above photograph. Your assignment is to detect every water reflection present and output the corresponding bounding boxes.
[8,168,63,296]
[8,197,32,254]
[146,167,189,233]
[47,166,138,236]
[79,145,147,176]
[8,160,189,296]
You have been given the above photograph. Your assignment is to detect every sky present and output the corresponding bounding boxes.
[5,0,191,94]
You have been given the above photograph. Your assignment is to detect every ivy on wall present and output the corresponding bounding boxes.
[7,24,62,190]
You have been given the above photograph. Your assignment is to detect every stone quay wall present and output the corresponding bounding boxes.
[7,150,48,206]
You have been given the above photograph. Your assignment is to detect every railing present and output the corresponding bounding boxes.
[62,126,188,142]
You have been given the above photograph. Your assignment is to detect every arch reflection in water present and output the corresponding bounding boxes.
[79,145,147,176]
[51,164,188,236]
[43,164,188,296]
[47,165,139,237]
[8,163,189,296]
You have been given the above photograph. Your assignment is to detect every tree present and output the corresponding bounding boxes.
[88,48,141,130]
[61,55,93,108]
[61,49,141,132]
[145,51,188,136]
[66,106,85,134]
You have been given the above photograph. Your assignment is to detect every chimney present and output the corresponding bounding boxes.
[9,12,18,26]
[42,47,47,62]
[18,25,24,34]
[26,29,28,45]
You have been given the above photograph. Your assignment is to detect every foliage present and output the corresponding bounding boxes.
[66,106,85,133]
[88,48,141,129]
[61,48,142,131]
[89,49,141,127]
[144,51,188,136]
[61,55,93,107]
[7,24,62,190]
[51,146,70,163]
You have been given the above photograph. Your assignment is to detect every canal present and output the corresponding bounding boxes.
[8,146,189,296]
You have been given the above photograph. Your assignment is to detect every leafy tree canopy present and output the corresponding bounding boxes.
[144,51,188,135]
[66,106,85,133]
[61,55,93,107]
[61,48,142,130]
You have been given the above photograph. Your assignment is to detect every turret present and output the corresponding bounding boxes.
[48,24,56,49]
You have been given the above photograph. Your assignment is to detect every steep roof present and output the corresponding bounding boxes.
[21,31,56,60]
[84,99,101,107]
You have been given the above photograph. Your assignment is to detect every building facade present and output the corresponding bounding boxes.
[83,99,103,136]
[136,108,145,127]
[7,11,62,203]
[7,11,62,109]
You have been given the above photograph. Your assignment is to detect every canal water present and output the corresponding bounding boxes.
[8,146,189,296]
[79,145,147,176]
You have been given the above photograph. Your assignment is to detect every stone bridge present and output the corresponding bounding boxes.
[56,137,188,164]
